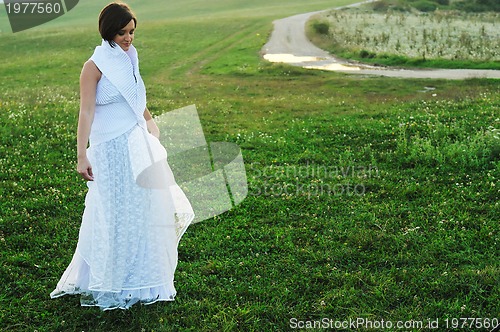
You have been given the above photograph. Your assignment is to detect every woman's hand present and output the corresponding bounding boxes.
[77,156,94,181]
[147,119,160,139]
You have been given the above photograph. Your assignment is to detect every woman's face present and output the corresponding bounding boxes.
[113,19,135,51]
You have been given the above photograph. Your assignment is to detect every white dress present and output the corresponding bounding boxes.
[50,40,194,310]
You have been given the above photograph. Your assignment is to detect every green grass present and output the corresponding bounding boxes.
[1,0,499,331]
[0,0,356,33]
[327,51,500,70]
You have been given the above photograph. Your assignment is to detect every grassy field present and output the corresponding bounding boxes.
[1,0,499,331]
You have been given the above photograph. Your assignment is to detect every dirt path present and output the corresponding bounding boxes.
[261,1,500,80]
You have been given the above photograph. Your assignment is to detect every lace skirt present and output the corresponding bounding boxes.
[50,125,194,310]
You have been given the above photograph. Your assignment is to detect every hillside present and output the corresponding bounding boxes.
[1,0,499,331]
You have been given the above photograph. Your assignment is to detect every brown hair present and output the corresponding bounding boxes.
[98,2,137,48]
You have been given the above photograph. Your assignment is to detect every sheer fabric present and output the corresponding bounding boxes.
[50,125,194,310]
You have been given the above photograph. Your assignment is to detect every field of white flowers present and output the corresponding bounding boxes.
[317,8,499,61]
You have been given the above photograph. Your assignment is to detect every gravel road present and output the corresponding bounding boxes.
[261,1,500,79]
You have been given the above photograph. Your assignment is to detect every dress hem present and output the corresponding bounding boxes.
[50,250,178,311]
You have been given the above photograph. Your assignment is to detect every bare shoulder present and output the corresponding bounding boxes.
[81,60,102,81]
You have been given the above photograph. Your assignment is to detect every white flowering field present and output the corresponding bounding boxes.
[317,8,499,61]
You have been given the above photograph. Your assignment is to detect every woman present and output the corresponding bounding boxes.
[50,2,194,310]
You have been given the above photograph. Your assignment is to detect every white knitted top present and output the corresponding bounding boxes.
[88,40,147,145]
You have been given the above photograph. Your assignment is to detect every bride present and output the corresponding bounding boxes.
[50,2,194,310]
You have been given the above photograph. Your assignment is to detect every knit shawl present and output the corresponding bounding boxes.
[90,39,147,128]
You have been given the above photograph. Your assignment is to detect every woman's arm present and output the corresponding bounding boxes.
[76,60,101,181]
[144,107,160,138]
